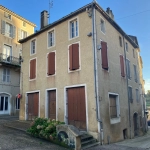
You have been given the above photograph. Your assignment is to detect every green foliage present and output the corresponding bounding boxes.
[27,118,65,140]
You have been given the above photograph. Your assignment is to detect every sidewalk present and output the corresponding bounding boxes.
[3,120,31,132]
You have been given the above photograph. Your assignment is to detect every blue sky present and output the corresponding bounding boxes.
[1,0,150,92]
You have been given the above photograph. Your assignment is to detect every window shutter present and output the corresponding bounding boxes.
[18,28,21,41]
[13,26,16,38]
[72,43,79,70]
[1,20,5,34]
[48,52,55,75]
[120,55,125,77]
[69,44,73,70]
[10,25,13,38]
[101,41,108,70]
[30,59,36,79]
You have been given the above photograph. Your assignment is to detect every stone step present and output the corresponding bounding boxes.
[81,138,96,146]
[81,134,93,142]
[81,142,101,150]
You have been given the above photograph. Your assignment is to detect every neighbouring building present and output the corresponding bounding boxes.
[19,2,146,144]
[0,5,36,115]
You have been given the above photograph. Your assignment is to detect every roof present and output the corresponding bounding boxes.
[19,2,139,48]
[0,5,36,27]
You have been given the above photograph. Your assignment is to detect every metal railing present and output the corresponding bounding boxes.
[0,53,21,67]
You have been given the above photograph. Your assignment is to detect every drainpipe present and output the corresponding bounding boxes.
[123,36,131,139]
[92,2,103,145]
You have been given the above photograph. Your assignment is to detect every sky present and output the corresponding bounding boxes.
[1,0,150,93]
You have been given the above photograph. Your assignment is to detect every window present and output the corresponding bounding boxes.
[119,36,122,47]
[1,20,16,38]
[126,59,131,79]
[3,68,10,82]
[3,45,12,62]
[101,41,108,70]
[21,30,27,39]
[120,55,125,77]
[128,86,133,103]
[133,49,135,58]
[23,22,26,27]
[100,18,105,33]
[47,52,55,75]
[109,93,120,124]
[136,89,139,103]
[48,30,54,47]
[16,98,20,110]
[133,65,138,82]
[4,12,11,20]
[69,43,80,71]
[125,42,128,52]
[70,19,78,39]
[139,116,142,127]
[31,39,36,55]
[30,58,36,80]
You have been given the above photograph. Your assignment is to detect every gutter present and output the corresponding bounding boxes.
[92,2,103,145]
[123,36,131,139]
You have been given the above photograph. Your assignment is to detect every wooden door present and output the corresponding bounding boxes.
[48,90,56,119]
[67,87,86,130]
[28,92,39,120]
[133,113,138,136]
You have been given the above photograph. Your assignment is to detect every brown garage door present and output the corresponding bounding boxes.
[67,86,86,130]
[48,90,56,120]
[28,92,39,120]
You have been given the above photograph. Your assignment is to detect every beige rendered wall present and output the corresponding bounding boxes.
[95,9,143,143]
[20,11,99,136]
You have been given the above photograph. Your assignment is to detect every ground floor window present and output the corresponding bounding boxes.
[16,98,20,110]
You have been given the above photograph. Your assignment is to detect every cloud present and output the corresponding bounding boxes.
[144,79,150,93]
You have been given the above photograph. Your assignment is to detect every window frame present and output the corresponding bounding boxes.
[2,68,10,83]
[119,54,125,77]
[119,36,122,47]
[47,28,55,48]
[46,50,56,77]
[135,89,139,103]
[29,57,37,81]
[30,38,36,56]
[133,49,135,58]
[108,92,120,124]
[128,86,133,103]
[133,64,138,82]
[126,58,131,79]
[125,42,128,52]
[21,30,27,39]
[100,17,106,34]
[15,98,20,110]
[68,17,79,40]
[68,42,81,73]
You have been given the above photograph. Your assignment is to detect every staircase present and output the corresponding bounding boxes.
[81,134,101,149]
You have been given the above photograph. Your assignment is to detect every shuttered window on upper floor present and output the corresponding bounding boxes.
[69,43,79,71]
[101,41,108,70]
[30,59,36,80]
[120,55,125,77]
[128,86,133,103]
[1,20,16,38]
[47,52,55,75]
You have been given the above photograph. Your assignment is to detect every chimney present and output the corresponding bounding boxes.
[40,10,48,29]
[106,7,114,20]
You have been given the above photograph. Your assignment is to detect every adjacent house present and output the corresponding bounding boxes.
[0,5,36,115]
[19,2,146,144]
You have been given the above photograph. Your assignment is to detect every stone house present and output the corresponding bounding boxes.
[0,5,36,115]
[19,2,146,144]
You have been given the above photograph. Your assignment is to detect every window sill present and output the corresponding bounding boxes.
[69,35,79,41]
[110,117,120,124]
[47,45,55,49]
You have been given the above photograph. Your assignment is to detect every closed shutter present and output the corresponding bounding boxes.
[48,52,55,75]
[30,59,36,79]
[120,55,125,77]
[101,41,108,70]
[18,28,21,41]
[10,25,13,38]
[1,20,5,34]
[13,26,16,38]
[69,43,79,70]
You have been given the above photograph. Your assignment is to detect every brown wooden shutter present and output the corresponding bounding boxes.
[48,52,55,75]
[69,43,79,70]
[120,55,125,77]
[30,59,36,79]
[101,41,108,70]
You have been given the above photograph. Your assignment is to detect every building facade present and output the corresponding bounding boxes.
[0,5,36,115]
[19,2,145,144]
